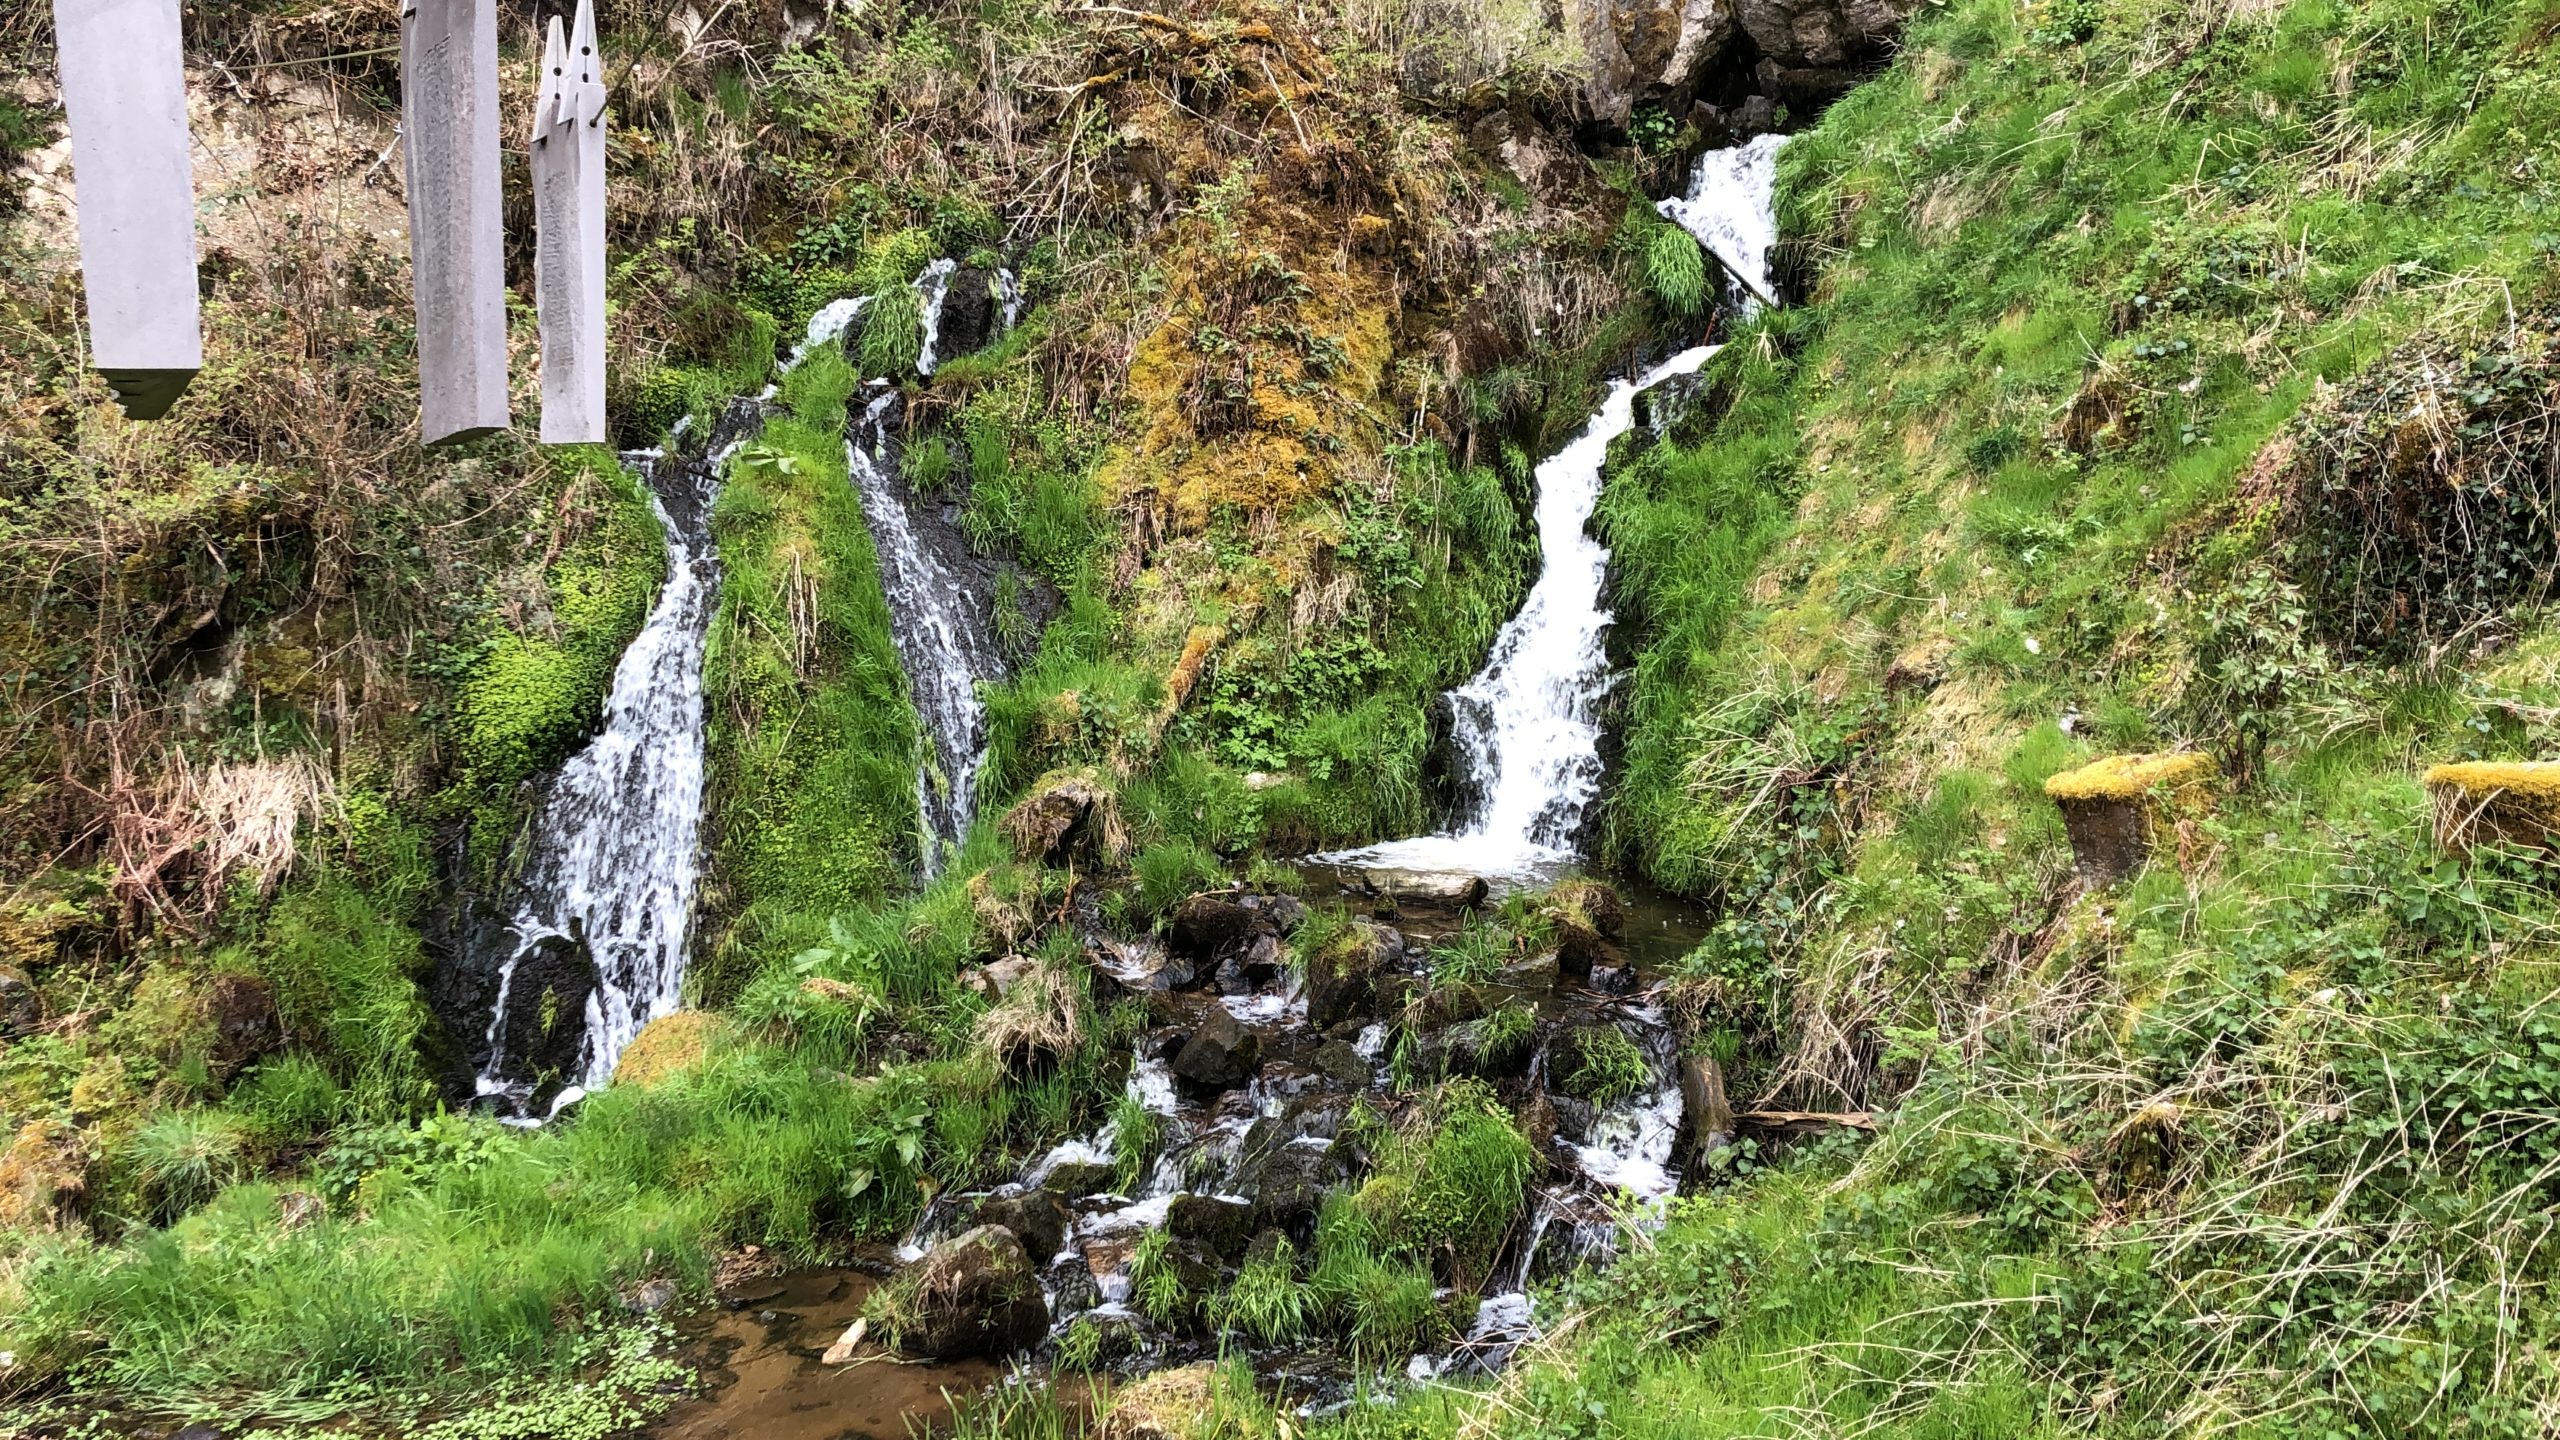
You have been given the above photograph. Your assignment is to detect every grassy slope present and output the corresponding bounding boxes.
[1279,0,2560,1435]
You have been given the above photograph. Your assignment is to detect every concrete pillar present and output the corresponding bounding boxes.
[401,0,510,446]
[53,0,202,421]
[532,0,608,445]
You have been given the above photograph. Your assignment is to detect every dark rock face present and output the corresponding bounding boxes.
[935,265,1002,365]
[1002,773,1111,866]
[496,930,599,1091]
[1574,0,1914,135]
[201,971,280,1077]
[1166,1193,1256,1259]
[0,964,42,1038]
[1043,1158,1119,1198]
[974,1188,1073,1262]
[1306,919,1401,1031]
[895,1225,1049,1359]
[1173,1008,1261,1091]
[1168,893,1261,963]
[1589,962,1641,995]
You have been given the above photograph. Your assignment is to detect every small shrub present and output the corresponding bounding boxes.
[126,1109,250,1222]
[225,1053,345,1145]
[1560,1026,1652,1106]
[1214,1240,1308,1346]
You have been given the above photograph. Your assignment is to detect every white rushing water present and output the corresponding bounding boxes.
[1313,138,1787,882]
[1657,132,1788,311]
[475,452,721,1104]
[846,388,1008,877]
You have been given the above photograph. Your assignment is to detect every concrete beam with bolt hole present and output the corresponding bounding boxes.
[54,0,202,420]
[401,0,511,446]
[531,0,608,445]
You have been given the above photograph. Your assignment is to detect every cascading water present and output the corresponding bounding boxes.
[1311,138,1788,883]
[1657,133,1789,310]
[470,427,736,1116]
[836,260,1024,876]
[845,389,1009,878]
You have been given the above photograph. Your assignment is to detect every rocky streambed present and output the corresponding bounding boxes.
[768,868,1717,1419]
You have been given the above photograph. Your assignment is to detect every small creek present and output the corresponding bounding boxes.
[652,1270,1003,1440]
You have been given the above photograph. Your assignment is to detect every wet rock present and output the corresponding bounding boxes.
[893,1224,1049,1359]
[0,964,42,1038]
[1062,1305,1151,1366]
[1499,950,1562,993]
[1308,1038,1373,1089]
[1168,892,1262,962]
[1544,880,1626,978]
[936,265,1003,364]
[1521,1092,1561,1162]
[1166,1193,1256,1259]
[973,1188,1073,1262]
[1306,918,1400,1031]
[1243,1227,1291,1267]
[202,971,280,1077]
[1548,1093,1598,1144]
[1172,1008,1261,1091]
[1589,962,1641,995]
[1103,1363,1217,1440]
[1239,1133,1346,1239]
[498,929,599,1086]
[620,1278,679,1313]
[1042,1158,1121,1199]
[1259,893,1310,935]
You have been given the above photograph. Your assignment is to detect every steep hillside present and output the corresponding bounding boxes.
[8,0,2560,1435]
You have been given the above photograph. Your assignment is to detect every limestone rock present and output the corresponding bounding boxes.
[1572,0,1739,128]
[1172,1008,1261,1091]
[2044,752,2214,883]
[892,1224,1049,1359]
[1736,0,1914,69]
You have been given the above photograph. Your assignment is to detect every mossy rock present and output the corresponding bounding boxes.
[2043,752,2214,883]
[0,1118,91,1231]
[613,1011,725,1087]
[2424,761,2560,853]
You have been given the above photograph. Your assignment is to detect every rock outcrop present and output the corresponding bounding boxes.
[1573,0,1916,131]
[890,1225,1050,1359]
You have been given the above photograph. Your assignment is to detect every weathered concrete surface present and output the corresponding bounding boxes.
[402,0,511,445]
[53,0,201,420]
[532,0,609,445]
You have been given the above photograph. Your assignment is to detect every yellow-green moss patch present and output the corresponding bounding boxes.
[2043,752,2215,803]
[612,1011,725,1088]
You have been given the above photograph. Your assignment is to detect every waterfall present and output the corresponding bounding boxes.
[1657,133,1789,310]
[1311,138,1787,883]
[471,434,730,1114]
[845,389,1007,878]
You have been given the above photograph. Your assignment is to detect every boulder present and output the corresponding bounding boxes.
[0,964,42,1038]
[1043,1157,1119,1198]
[1571,0,1739,128]
[973,1188,1073,1263]
[892,1225,1049,1359]
[1305,919,1400,1031]
[1544,880,1625,977]
[1237,1131,1346,1239]
[935,264,1004,364]
[1168,892,1262,963]
[1166,1193,1256,1259]
[498,930,599,1085]
[1307,1038,1374,1088]
[1499,950,1562,993]
[1103,1364,1218,1440]
[1172,1008,1261,1091]
[1736,0,1914,70]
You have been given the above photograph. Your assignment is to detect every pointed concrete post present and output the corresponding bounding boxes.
[532,0,609,445]
[401,0,510,446]
[53,0,202,420]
